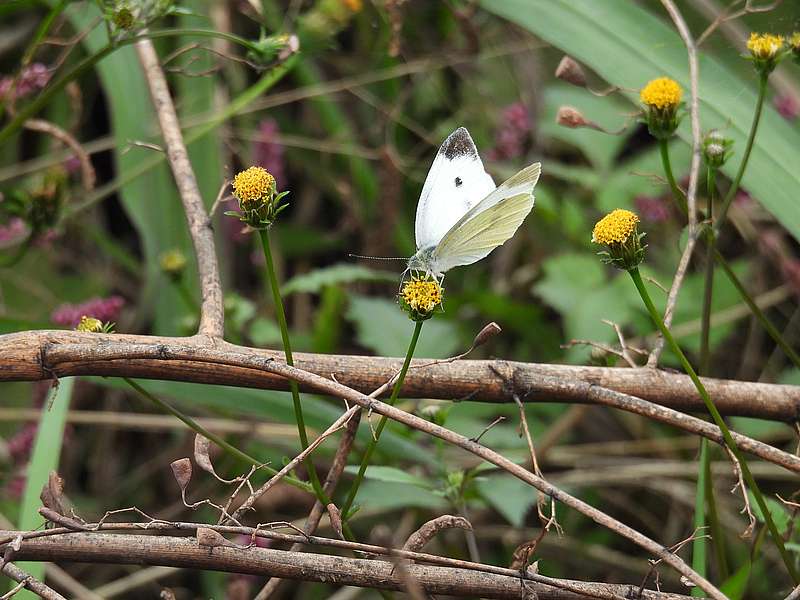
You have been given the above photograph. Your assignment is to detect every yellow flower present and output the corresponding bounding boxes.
[747,32,784,59]
[76,315,104,333]
[640,77,682,110]
[790,32,800,51]
[592,209,639,245]
[232,167,276,212]
[343,0,362,11]
[400,277,443,319]
[159,249,187,277]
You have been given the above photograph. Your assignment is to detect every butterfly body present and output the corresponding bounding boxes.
[409,127,541,279]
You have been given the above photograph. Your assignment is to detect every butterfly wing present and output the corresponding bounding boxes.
[414,127,496,250]
[429,162,540,274]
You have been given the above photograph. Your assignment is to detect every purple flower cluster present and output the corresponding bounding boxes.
[51,295,125,328]
[0,63,51,102]
[0,218,28,247]
[253,119,286,186]
[488,102,531,161]
[773,93,799,121]
[634,195,671,223]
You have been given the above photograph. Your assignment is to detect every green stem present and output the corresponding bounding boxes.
[658,134,800,369]
[123,377,312,493]
[699,167,716,375]
[658,139,688,215]
[0,28,269,145]
[258,229,331,509]
[691,438,709,597]
[341,320,424,520]
[714,251,800,369]
[629,268,799,584]
[174,276,199,314]
[705,455,730,580]
[715,73,768,231]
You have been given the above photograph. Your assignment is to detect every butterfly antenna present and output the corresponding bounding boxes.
[348,253,407,261]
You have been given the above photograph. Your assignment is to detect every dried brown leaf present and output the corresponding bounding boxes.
[170,458,193,492]
[327,503,344,540]
[196,527,236,549]
[40,471,66,515]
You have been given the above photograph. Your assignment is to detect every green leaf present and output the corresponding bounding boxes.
[720,562,751,600]
[16,378,75,596]
[355,480,447,512]
[282,264,397,295]
[346,295,461,358]
[482,0,800,242]
[748,490,791,535]
[477,474,535,527]
[343,465,433,489]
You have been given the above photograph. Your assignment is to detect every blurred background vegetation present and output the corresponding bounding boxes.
[1,1,800,598]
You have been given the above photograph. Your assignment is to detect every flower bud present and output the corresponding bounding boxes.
[555,56,587,87]
[702,129,733,169]
[556,106,590,129]
[159,249,187,279]
[591,209,646,271]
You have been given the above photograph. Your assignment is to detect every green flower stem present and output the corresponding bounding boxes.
[699,167,717,376]
[713,250,800,368]
[705,454,730,580]
[0,28,269,145]
[658,140,688,216]
[715,73,768,231]
[658,136,800,369]
[629,268,799,584]
[123,377,311,492]
[174,276,200,315]
[341,320,424,520]
[258,229,331,509]
[691,438,709,597]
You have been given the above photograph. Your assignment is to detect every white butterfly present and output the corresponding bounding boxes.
[408,127,541,279]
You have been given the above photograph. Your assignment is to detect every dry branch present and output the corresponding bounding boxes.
[1,329,798,421]
[135,39,224,338]
[2,531,694,600]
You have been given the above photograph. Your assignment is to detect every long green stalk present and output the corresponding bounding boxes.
[715,73,768,231]
[699,167,716,376]
[658,136,800,369]
[658,140,688,215]
[629,268,799,584]
[123,377,311,492]
[341,320,424,520]
[692,438,709,597]
[258,229,330,508]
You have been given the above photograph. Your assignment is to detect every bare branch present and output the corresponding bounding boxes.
[135,38,224,338]
[1,562,66,600]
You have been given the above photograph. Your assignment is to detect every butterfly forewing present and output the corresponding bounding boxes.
[429,162,540,272]
[414,127,495,250]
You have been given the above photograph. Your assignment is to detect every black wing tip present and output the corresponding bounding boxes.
[440,127,478,160]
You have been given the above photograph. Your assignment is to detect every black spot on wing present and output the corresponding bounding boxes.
[441,127,479,160]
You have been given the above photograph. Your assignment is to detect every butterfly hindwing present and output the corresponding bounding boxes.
[414,128,496,250]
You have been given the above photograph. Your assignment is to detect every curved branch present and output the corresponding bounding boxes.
[1,330,798,422]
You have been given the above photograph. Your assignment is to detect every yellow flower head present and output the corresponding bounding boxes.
[343,0,362,12]
[400,277,443,320]
[747,32,784,59]
[159,249,187,276]
[640,77,682,110]
[592,209,640,245]
[232,167,276,212]
[790,32,800,51]
[76,315,104,333]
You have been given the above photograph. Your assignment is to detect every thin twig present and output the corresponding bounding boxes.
[23,118,95,190]
[725,446,756,538]
[1,562,66,600]
[135,37,224,338]
[650,0,703,368]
